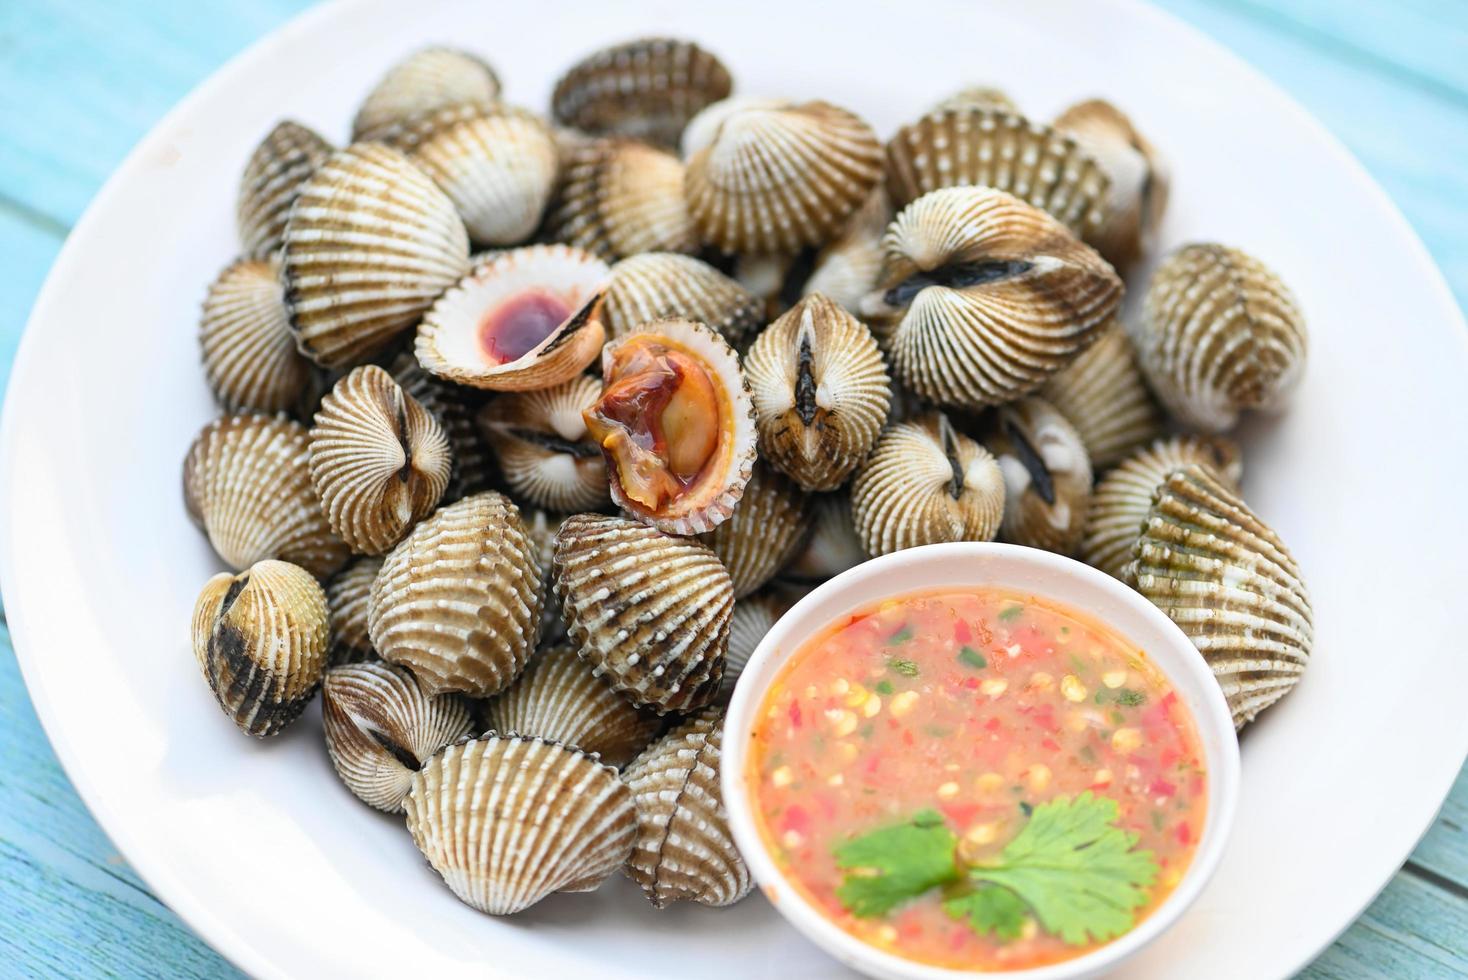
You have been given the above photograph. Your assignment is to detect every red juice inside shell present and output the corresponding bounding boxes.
[478,291,571,364]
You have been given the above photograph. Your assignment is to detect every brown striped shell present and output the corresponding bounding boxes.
[1038,320,1163,469]
[623,707,752,908]
[322,661,473,812]
[325,556,381,665]
[199,257,314,415]
[190,559,329,737]
[352,47,501,143]
[601,252,763,346]
[781,491,866,583]
[554,513,731,713]
[183,413,349,578]
[386,350,496,502]
[404,734,636,914]
[1132,243,1308,432]
[725,585,801,685]
[697,462,811,599]
[744,294,891,491]
[368,491,543,697]
[1126,465,1313,728]
[281,143,470,368]
[850,413,1006,557]
[475,376,608,513]
[521,508,569,644]
[986,398,1093,556]
[864,187,1123,411]
[236,120,333,260]
[543,138,699,262]
[928,86,1018,114]
[803,185,892,316]
[309,365,452,555]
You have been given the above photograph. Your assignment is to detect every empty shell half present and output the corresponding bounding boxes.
[543,138,700,262]
[697,461,811,599]
[475,376,609,513]
[199,256,315,415]
[1038,320,1163,469]
[325,556,382,665]
[236,120,333,260]
[602,252,762,347]
[986,398,1093,555]
[352,47,501,143]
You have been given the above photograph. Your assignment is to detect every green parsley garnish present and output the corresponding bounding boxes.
[886,625,914,645]
[875,679,894,695]
[1116,689,1147,707]
[958,646,988,669]
[887,657,920,677]
[997,604,1024,622]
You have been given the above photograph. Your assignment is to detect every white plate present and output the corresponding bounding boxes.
[2,1,1466,977]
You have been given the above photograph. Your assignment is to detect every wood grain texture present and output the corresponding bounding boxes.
[0,0,1463,977]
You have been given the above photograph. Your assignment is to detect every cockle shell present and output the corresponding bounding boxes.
[552,37,733,150]
[199,257,315,415]
[850,413,1006,557]
[884,106,1110,234]
[369,491,543,697]
[986,398,1093,556]
[416,244,610,391]
[386,350,495,502]
[183,413,349,578]
[1038,320,1163,469]
[480,644,659,767]
[731,250,807,323]
[404,734,636,914]
[388,103,559,247]
[475,376,608,512]
[1132,243,1308,433]
[803,185,892,316]
[623,707,752,908]
[1126,465,1313,728]
[544,138,700,262]
[697,462,810,599]
[725,585,800,684]
[522,508,569,644]
[684,98,884,255]
[928,86,1017,114]
[781,491,866,583]
[190,559,329,737]
[744,293,891,491]
[309,365,453,554]
[554,513,732,713]
[1080,434,1243,579]
[352,47,501,143]
[602,252,762,347]
[322,661,474,812]
[864,187,1123,411]
[236,120,333,260]
[325,556,381,665]
[281,142,470,368]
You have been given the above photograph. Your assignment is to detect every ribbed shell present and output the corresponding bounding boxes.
[1132,243,1308,432]
[404,734,636,914]
[1038,320,1163,469]
[544,138,700,262]
[884,107,1110,234]
[850,413,1006,557]
[1080,434,1243,580]
[386,350,495,502]
[868,187,1123,410]
[554,513,731,713]
[803,185,892,315]
[183,413,349,578]
[697,462,810,599]
[190,559,329,737]
[1126,465,1313,728]
[781,491,866,582]
[368,491,543,697]
[551,38,733,150]
[987,398,1093,556]
[236,120,333,260]
[309,365,452,554]
[725,586,799,684]
[387,103,559,247]
[281,142,470,368]
[623,708,752,908]
[352,47,501,143]
[199,257,314,415]
[684,99,884,254]
[475,376,608,512]
[325,556,381,665]
[929,87,1018,114]
[481,645,659,767]
[602,252,762,346]
[322,661,473,811]
[523,508,569,644]
[745,294,890,491]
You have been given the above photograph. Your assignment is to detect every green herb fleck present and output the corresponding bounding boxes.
[887,625,914,645]
[1150,810,1165,832]
[833,810,958,917]
[1109,709,1126,726]
[1078,745,1096,764]
[887,657,920,677]
[944,885,1028,940]
[1116,689,1147,707]
[875,679,894,695]
[998,604,1024,622]
[1094,690,1110,705]
[958,646,988,670]
[1018,801,1033,817]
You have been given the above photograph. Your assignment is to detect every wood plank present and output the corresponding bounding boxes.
[0,209,66,391]
[1407,766,1468,891]
[1300,869,1468,978]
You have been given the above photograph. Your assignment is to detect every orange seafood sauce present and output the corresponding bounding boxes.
[747,589,1207,971]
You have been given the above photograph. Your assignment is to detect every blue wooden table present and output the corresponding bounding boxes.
[1,1,1465,975]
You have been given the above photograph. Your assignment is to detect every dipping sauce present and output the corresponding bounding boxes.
[746,588,1206,971]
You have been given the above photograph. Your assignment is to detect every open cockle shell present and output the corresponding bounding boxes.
[475,376,609,513]
[585,317,756,535]
[684,98,884,255]
[552,37,733,150]
[850,413,1006,557]
[744,293,891,492]
[352,47,501,143]
[322,661,473,812]
[602,252,762,347]
[480,644,660,767]
[864,187,1123,411]
[554,513,732,713]
[1133,243,1308,433]
[781,491,866,583]
[184,413,349,578]
[325,556,381,665]
[697,462,811,599]
[1038,319,1163,469]
[236,120,333,260]
[404,734,636,915]
[281,142,470,369]
[1126,465,1313,728]
[199,257,315,416]
[369,491,543,698]
[623,707,752,908]
[544,138,700,262]
[416,244,610,391]
[190,559,329,737]
[309,365,453,555]
[986,397,1093,556]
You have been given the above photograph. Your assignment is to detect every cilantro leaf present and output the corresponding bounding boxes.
[943,885,1029,940]
[834,809,958,917]
[887,625,914,645]
[958,646,988,669]
[887,657,920,677]
[966,792,1158,945]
